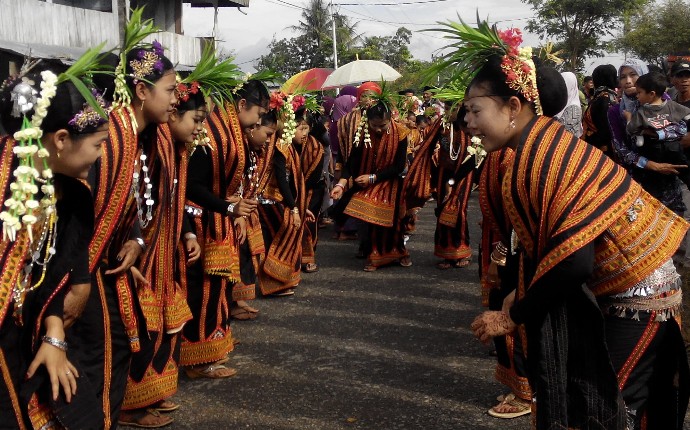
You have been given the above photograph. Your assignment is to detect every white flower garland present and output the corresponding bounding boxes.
[279,95,298,148]
[1,70,58,242]
[463,135,487,169]
[353,110,371,148]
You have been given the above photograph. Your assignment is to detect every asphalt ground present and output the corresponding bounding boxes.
[155,195,530,430]
[127,194,690,430]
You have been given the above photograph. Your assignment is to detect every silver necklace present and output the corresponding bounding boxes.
[132,152,154,228]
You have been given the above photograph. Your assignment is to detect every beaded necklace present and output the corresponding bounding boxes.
[131,151,154,227]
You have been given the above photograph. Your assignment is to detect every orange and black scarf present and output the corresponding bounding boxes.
[503,116,640,289]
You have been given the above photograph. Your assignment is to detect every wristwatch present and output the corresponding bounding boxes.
[134,237,146,251]
[184,233,197,241]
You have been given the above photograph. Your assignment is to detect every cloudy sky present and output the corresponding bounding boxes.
[182,0,624,74]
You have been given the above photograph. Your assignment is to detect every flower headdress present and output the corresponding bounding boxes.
[1,44,113,243]
[113,7,160,130]
[270,89,319,148]
[69,90,111,133]
[176,43,245,154]
[426,13,543,115]
[354,80,398,148]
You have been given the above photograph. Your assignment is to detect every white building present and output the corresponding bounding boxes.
[0,0,249,76]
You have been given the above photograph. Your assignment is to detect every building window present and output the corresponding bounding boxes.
[48,0,113,12]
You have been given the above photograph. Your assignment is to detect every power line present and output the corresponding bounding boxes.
[337,0,451,5]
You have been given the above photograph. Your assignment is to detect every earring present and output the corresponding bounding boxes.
[386,127,391,135]
[140,100,145,112]
[510,119,516,129]
[57,151,61,159]
[250,129,255,137]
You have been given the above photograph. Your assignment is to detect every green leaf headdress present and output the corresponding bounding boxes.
[113,7,160,126]
[2,44,114,243]
[177,42,244,109]
[353,80,399,149]
[425,12,543,115]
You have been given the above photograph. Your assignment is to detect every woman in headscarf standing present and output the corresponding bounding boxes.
[555,72,583,137]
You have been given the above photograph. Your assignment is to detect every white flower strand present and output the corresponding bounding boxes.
[279,95,297,148]
[1,70,58,242]
[131,152,155,228]
[353,110,371,148]
[463,136,488,169]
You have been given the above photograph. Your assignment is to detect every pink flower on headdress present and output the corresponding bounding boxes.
[498,28,523,55]
[291,95,306,111]
[269,91,285,110]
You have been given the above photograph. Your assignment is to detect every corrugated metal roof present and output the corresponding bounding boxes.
[184,0,250,7]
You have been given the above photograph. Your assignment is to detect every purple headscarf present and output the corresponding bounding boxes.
[322,96,335,116]
[329,95,358,155]
[340,85,357,98]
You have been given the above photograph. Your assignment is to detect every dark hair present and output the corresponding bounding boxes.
[366,102,392,121]
[261,109,278,127]
[294,106,308,124]
[234,79,270,110]
[415,115,429,126]
[1,69,108,136]
[592,64,617,89]
[125,47,175,93]
[308,111,328,143]
[583,76,593,83]
[636,71,668,96]
[454,104,468,129]
[406,111,416,118]
[176,91,207,114]
[467,54,567,117]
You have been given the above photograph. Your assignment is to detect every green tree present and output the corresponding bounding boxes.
[256,1,360,78]
[357,27,413,70]
[523,0,648,71]
[616,0,690,66]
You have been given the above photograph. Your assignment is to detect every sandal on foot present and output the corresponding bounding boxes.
[185,364,237,379]
[271,288,295,297]
[488,394,531,419]
[400,256,413,267]
[302,263,319,273]
[237,301,259,314]
[118,408,174,428]
[153,400,179,413]
[363,264,377,272]
[436,260,454,270]
[454,257,471,268]
[230,307,257,321]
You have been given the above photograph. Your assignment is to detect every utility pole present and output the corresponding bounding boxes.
[330,1,338,70]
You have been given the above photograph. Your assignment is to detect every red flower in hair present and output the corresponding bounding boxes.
[190,81,200,94]
[498,28,523,55]
[269,91,286,110]
[291,95,306,111]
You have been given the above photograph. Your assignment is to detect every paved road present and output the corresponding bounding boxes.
[159,195,530,430]
[139,195,690,430]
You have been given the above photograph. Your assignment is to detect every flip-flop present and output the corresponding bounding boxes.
[118,408,174,428]
[152,400,180,413]
[400,256,413,267]
[185,364,237,379]
[487,394,531,419]
[230,307,257,320]
[302,263,319,273]
[454,257,471,268]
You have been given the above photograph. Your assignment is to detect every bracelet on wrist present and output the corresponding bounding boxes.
[292,207,299,214]
[334,183,345,190]
[227,203,236,215]
[184,233,197,241]
[134,237,146,252]
[490,251,507,267]
[42,335,68,352]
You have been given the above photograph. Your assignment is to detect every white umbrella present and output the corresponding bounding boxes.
[321,59,402,89]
